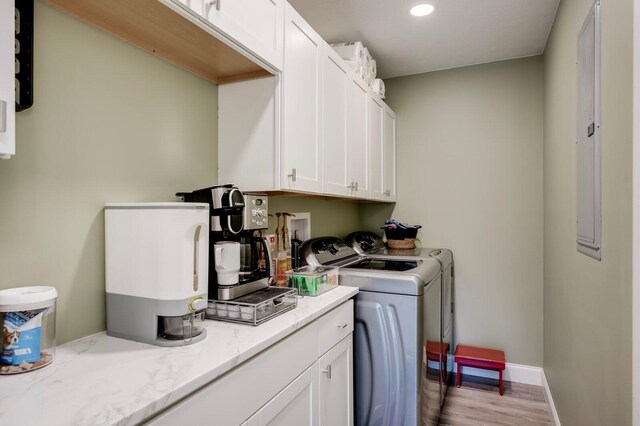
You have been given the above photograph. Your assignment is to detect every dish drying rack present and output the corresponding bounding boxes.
[206,287,298,326]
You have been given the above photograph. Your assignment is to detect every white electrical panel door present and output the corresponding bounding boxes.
[576,1,601,260]
[0,0,15,159]
[282,4,323,193]
[321,45,349,196]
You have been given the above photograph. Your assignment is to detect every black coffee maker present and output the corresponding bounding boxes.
[177,184,271,301]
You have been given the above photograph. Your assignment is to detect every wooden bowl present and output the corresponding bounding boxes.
[387,238,416,249]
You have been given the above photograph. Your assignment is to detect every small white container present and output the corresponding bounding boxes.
[0,286,58,375]
[216,304,228,318]
[228,305,240,319]
[240,306,254,321]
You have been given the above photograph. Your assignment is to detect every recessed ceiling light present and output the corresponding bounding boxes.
[410,3,435,17]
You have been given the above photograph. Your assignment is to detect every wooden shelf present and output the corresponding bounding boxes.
[42,0,271,85]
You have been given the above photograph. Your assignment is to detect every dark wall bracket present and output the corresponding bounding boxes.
[15,0,34,112]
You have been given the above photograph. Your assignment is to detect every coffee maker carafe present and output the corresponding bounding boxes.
[177,185,271,301]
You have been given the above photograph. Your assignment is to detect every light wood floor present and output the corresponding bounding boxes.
[437,375,554,426]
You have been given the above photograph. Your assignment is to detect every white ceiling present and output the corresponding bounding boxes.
[287,0,560,79]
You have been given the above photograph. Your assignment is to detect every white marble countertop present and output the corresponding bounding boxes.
[0,286,358,426]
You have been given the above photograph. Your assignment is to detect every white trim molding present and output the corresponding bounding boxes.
[444,355,542,386]
[542,371,562,426]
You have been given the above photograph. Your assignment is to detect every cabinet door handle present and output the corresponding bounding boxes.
[347,182,355,191]
[209,0,221,11]
[354,181,359,191]
[322,365,332,379]
[385,189,391,196]
[288,168,297,182]
[338,323,348,329]
[0,100,6,133]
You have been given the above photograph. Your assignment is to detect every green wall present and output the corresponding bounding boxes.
[543,0,632,423]
[363,57,545,367]
[268,196,361,239]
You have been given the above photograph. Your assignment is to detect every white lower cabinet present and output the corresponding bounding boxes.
[146,300,354,426]
[248,362,319,426]
[319,334,353,426]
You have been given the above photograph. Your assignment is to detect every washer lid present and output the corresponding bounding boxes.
[337,257,442,296]
[0,286,58,311]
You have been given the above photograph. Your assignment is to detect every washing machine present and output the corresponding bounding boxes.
[302,237,445,426]
[346,231,455,405]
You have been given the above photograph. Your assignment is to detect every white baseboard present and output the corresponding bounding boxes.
[542,370,561,426]
[443,355,543,386]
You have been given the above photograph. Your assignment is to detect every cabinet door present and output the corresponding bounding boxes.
[321,44,349,196]
[319,334,353,426]
[0,0,15,159]
[383,106,396,201]
[204,0,284,71]
[347,75,369,198]
[282,4,323,193]
[369,95,385,200]
[248,362,319,426]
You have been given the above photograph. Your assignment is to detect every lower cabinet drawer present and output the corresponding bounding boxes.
[146,322,319,426]
[317,299,354,357]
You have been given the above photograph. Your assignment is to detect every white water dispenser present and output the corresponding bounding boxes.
[105,203,209,346]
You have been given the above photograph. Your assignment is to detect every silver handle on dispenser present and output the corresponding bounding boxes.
[288,168,297,182]
[322,365,332,379]
[193,224,202,291]
[0,100,6,133]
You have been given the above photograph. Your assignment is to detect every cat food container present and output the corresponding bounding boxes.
[0,286,57,375]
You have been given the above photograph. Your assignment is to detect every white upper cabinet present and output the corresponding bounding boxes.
[347,74,370,198]
[0,0,15,159]
[383,105,397,201]
[369,94,386,200]
[321,44,349,196]
[216,1,396,201]
[281,3,323,193]
[203,0,284,71]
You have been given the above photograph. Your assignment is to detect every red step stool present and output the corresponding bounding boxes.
[426,340,450,379]
[454,345,506,395]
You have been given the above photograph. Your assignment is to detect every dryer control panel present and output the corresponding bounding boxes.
[302,237,358,266]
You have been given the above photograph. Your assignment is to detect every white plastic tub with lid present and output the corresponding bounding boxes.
[0,286,57,374]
